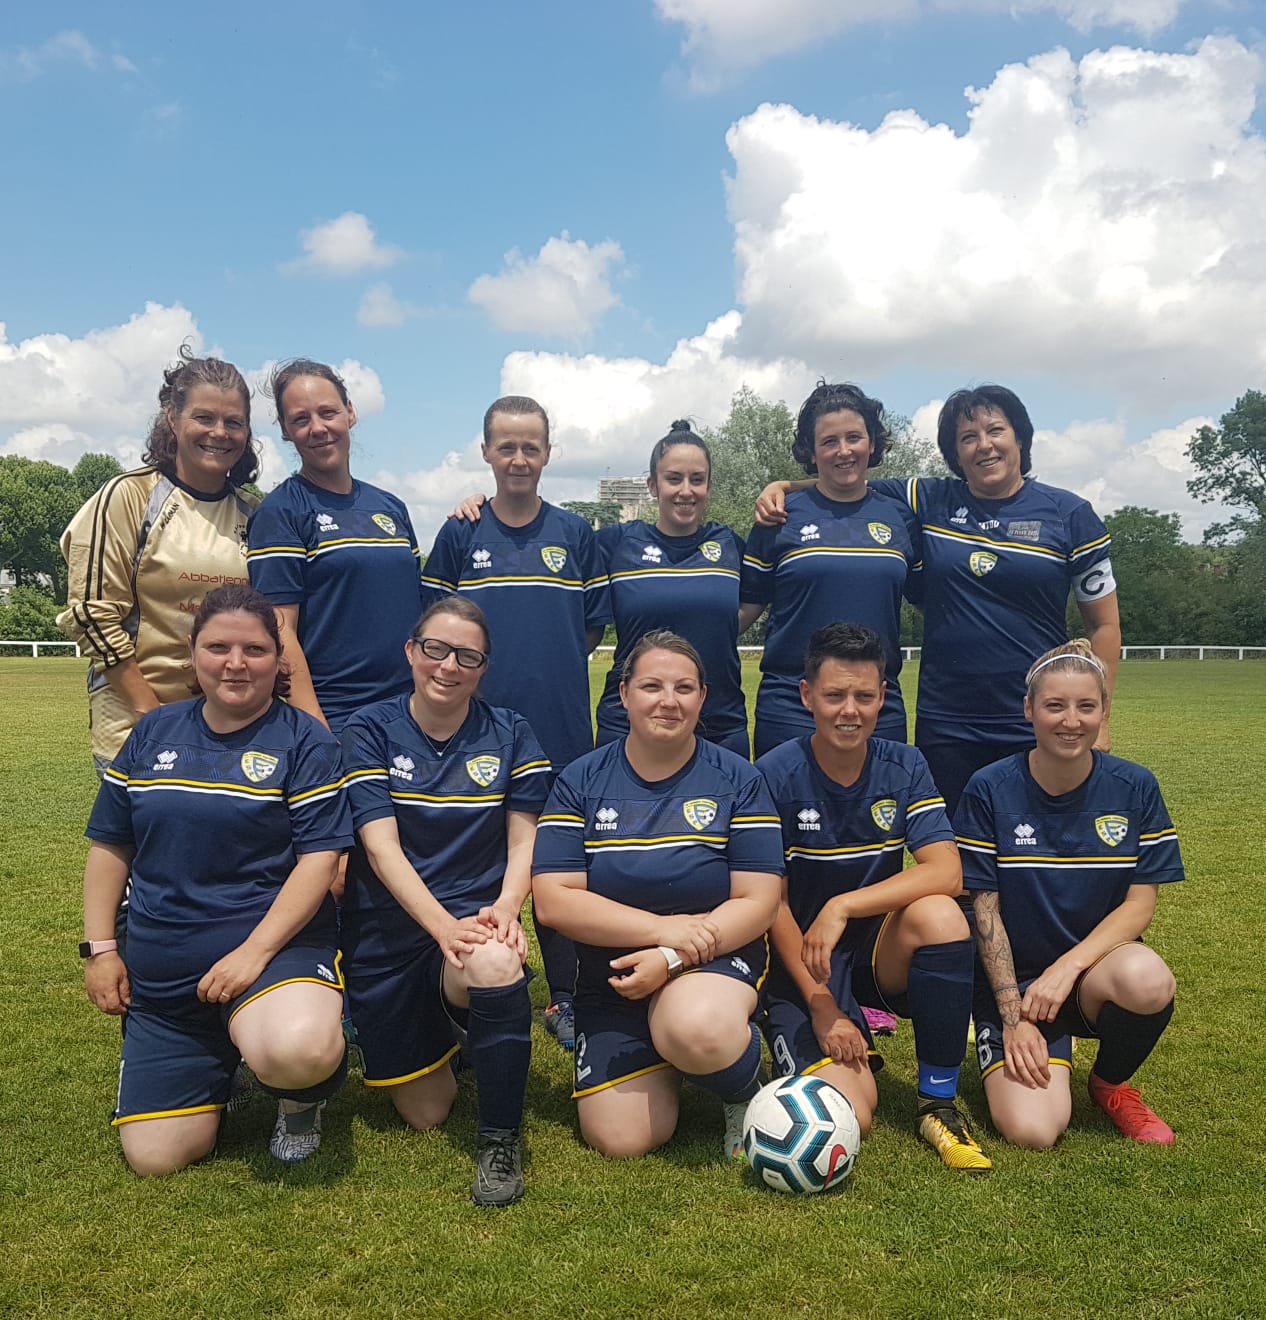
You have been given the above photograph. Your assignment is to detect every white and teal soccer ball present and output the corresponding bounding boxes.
[743,1075,861,1194]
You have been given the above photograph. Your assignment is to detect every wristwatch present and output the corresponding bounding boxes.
[79,939,118,958]
[657,945,684,977]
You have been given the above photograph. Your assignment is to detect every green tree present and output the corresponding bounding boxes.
[701,386,801,536]
[71,452,123,501]
[1187,390,1266,542]
[562,499,623,528]
[0,585,64,641]
[0,456,90,601]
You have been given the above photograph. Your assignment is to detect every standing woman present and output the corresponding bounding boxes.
[959,640,1181,1147]
[60,349,259,774]
[247,359,423,733]
[532,632,784,1160]
[339,597,551,1205]
[740,382,921,757]
[81,585,352,1173]
[756,384,1119,813]
[595,420,748,755]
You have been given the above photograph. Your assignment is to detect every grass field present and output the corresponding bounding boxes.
[2,657,1264,1320]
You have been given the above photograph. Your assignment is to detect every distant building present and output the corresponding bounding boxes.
[599,477,652,523]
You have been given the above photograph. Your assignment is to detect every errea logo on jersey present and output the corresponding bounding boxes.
[870,799,897,831]
[472,549,492,568]
[730,956,751,977]
[316,513,339,531]
[316,963,336,982]
[683,798,718,830]
[1095,815,1129,847]
[390,754,415,781]
[867,521,892,545]
[241,751,279,783]
[700,540,721,562]
[969,550,998,577]
[799,524,820,542]
[153,750,178,771]
[372,513,397,535]
[595,806,619,831]
[797,807,821,832]
[1014,823,1037,846]
[642,545,663,563]
[951,506,970,525]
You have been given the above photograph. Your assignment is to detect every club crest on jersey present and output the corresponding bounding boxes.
[969,550,998,577]
[465,755,501,787]
[372,513,397,535]
[241,751,279,783]
[642,545,663,563]
[700,540,721,562]
[683,798,718,830]
[870,798,897,831]
[541,545,567,573]
[867,521,892,545]
[1095,815,1129,847]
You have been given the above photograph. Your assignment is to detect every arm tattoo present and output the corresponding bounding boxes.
[971,891,1022,1028]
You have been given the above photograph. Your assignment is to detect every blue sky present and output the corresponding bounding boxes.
[2,1,1263,541]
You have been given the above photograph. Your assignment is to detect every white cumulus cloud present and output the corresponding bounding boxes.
[725,37,1266,405]
[657,0,1186,86]
[283,212,403,277]
[0,29,137,82]
[468,233,625,337]
[357,283,415,328]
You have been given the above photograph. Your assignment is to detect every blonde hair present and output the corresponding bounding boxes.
[1024,639,1107,701]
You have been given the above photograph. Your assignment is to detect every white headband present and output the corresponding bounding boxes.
[1026,651,1106,687]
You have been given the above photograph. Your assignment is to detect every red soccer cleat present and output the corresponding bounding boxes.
[1088,1075,1174,1144]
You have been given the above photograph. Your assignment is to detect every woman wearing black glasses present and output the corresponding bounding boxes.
[338,596,551,1205]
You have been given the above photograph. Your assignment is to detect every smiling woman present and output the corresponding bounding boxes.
[58,348,260,774]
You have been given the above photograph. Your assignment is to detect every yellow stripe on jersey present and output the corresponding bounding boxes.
[995,854,1139,866]
[342,767,388,787]
[1140,827,1179,842]
[585,833,728,849]
[456,574,585,590]
[126,777,284,798]
[510,759,553,777]
[786,838,906,859]
[732,813,782,826]
[955,834,997,851]
[608,566,740,582]
[538,812,585,826]
[308,536,413,558]
[1071,532,1111,557]
[389,790,506,805]
[777,546,910,565]
[923,524,1064,559]
[245,542,306,559]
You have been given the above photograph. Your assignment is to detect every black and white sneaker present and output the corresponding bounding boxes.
[269,1100,325,1163]
[471,1129,525,1206]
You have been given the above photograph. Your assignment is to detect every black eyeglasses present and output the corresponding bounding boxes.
[411,636,488,669]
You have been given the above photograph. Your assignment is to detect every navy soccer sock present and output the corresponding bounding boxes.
[467,977,532,1135]
[1090,999,1175,1086]
[532,912,576,1007]
[682,1023,763,1104]
[906,938,974,1103]
[256,1042,348,1104]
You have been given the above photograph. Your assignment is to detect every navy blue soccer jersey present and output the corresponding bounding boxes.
[870,476,1113,731]
[741,487,920,743]
[531,739,784,992]
[955,751,1183,985]
[86,699,352,995]
[420,502,611,770]
[340,695,552,960]
[756,736,954,934]
[246,476,423,729]
[595,520,746,742]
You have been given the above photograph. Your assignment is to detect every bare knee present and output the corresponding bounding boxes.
[581,1116,671,1159]
[462,938,525,988]
[119,1121,218,1176]
[390,1071,456,1130]
[994,1111,1066,1150]
[248,1021,344,1090]
[904,894,970,946]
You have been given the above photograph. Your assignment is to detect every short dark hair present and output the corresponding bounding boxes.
[793,381,889,475]
[144,345,259,487]
[620,629,706,687]
[409,595,491,654]
[189,583,290,698]
[483,395,550,448]
[803,621,886,684]
[269,359,352,439]
[936,385,1034,479]
[649,420,711,483]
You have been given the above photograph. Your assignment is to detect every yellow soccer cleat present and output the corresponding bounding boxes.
[917,1103,993,1172]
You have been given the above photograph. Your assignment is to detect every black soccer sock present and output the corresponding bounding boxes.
[257,1042,348,1104]
[682,1023,763,1104]
[1090,998,1175,1086]
[467,977,532,1136]
[906,938,974,1102]
[532,911,576,1006]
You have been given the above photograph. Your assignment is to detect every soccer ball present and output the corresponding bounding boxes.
[743,1075,861,1194]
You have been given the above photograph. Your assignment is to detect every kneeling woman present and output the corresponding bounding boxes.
[339,597,551,1206]
[82,584,351,1175]
[959,640,1182,1148]
[532,631,784,1159]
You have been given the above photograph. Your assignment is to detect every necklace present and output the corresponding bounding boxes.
[419,728,453,759]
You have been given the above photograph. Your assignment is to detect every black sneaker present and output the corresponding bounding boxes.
[472,1129,525,1206]
[542,1000,575,1050]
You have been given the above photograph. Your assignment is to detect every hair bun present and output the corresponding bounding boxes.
[669,419,691,433]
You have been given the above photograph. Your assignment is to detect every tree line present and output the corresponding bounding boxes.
[4,388,1265,645]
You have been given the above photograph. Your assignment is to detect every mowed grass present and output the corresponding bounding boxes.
[1,656,1264,1320]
